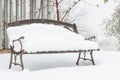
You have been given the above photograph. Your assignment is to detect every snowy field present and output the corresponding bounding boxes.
[0,1,119,79]
[0,50,120,80]
[4,17,119,80]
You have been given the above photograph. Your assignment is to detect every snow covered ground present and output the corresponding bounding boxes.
[0,1,119,80]
[0,50,120,80]
[4,14,120,80]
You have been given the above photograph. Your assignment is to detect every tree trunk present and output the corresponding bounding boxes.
[55,0,60,21]
[23,0,26,19]
[16,0,19,21]
[9,0,12,22]
[0,0,2,49]
[30,0,34,19]
[33,0,36,19]
[3,0,8,49]
[20,0,23,20]
[47,0,50,19]
[40,0,44,19]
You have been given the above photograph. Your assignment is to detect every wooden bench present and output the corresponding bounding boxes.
[6,19,99,70]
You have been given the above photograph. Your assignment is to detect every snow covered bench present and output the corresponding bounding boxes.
[6,19,99,70]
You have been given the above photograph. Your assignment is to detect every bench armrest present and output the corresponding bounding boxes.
[85,36,95,41]
[12,36,24,42]
[11,36,24,53]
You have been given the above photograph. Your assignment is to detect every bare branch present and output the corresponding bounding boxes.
[61,0,81,21]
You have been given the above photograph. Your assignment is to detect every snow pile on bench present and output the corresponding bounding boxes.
[7,23,99,53]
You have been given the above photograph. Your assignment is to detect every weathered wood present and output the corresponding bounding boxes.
[24,49,99,54]
[6,19,78,33]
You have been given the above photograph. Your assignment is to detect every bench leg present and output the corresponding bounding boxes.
[76,52,81,65]
[20,52,24,70]
[9,52,13,69]
[76,50,95,65]
[9,50,24,70]
[90,50,95,65]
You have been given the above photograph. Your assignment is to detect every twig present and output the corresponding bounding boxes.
[61,0,81,21]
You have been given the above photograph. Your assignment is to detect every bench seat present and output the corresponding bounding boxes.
[7,23,99,53]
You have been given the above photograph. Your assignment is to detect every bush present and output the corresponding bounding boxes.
[104,4,120,43]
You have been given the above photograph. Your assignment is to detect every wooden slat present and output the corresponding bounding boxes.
[23,49,100,54]
[6,19,78,33]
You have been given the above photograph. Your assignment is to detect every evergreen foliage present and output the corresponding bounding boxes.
[104,0,109,3]
[104,4,120,42]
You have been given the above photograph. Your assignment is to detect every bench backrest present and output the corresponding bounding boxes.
[6,19,78,33]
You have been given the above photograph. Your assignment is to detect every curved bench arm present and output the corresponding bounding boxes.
[11,36,24,53]
[85,36,96,41]
[12,36,24,42]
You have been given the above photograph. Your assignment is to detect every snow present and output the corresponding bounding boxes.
[0,50,120,80]
[7,23,99,52]
[5,23,119,80]
[65,0,118,50]
[2,1,119,79]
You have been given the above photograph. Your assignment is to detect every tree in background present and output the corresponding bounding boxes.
[0,0,109,49]
[104,3,120,43]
